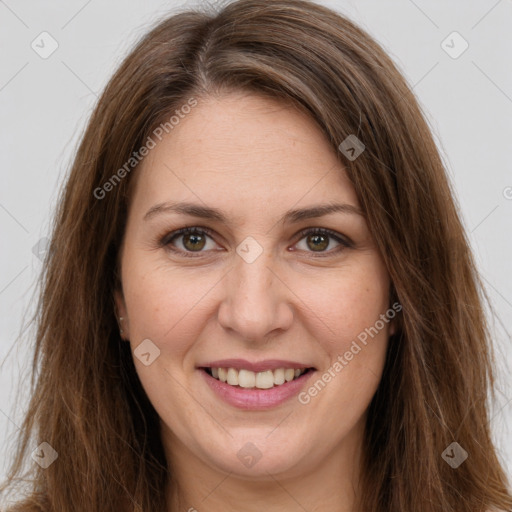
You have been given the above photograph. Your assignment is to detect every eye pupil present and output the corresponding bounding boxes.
[307,234,329,251]
[183,233,206,251]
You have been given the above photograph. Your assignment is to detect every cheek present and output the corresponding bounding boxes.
[121,256,221,355]
[292,256,390,351]
[294,260,391,426]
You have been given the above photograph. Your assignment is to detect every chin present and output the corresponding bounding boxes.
[198,433,315,480]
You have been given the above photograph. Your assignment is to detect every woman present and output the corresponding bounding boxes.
[1,0,511,511]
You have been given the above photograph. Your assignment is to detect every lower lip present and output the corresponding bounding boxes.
[200,369,315,410]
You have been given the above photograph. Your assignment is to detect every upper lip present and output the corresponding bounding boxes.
[199,359,315,373]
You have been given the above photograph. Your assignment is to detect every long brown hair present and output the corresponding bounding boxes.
[1,1,511,510]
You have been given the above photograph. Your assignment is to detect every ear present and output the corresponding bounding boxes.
[389,318,397,336]
[387,306,403,338]
[387,285,401,338]
[114,288,130,340]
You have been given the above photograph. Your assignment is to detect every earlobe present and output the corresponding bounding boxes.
[114,289,129,340]
[388,310,402,338]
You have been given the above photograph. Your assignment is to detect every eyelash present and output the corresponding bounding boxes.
[159,226,353,258]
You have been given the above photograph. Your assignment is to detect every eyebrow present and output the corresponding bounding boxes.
[143,201,364,225]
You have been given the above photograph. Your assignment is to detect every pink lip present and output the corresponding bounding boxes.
[199,368,316,410]
[199,358,313,373]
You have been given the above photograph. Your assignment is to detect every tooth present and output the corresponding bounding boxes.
[238,369,256,388]
[256,370,274,389]
[218,367,227,382]
[273,368,285,385]
[227,368,239,386]
[214,366,307,387]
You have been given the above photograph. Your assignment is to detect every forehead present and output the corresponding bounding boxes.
[130,92,359,217]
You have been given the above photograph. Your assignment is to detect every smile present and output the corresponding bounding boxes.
[203,367,313,389]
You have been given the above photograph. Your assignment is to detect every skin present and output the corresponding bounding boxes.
[115,91,395,511]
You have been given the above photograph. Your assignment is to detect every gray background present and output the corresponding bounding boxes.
[1,0,511,487]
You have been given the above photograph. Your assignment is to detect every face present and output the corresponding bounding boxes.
[115,91,394,481]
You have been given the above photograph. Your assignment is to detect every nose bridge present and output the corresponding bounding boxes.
[217,247,292,340]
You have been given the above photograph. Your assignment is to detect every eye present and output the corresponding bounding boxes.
[160,226,352,258]
[293,227,352,256]
[161,227,219,257]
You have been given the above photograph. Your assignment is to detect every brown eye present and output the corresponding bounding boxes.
[182,232,206,251]
[162,227,218,256]
[293,228,352,256]
[306,233,329,251]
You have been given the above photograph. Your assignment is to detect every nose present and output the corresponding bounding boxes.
[217,249,294,343]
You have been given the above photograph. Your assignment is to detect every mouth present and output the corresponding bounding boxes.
[199,365,316,390]
[198,359,317,410]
